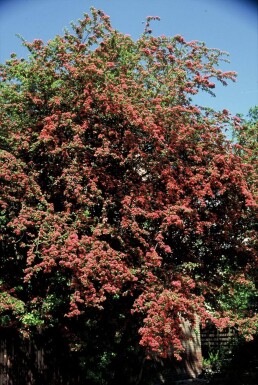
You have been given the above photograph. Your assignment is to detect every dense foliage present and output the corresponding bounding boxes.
[0,8,257,383]
[233,106,258,196]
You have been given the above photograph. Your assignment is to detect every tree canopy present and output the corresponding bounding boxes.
[0,8,257,384]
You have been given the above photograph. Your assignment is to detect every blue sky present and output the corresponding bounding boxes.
[0,0,257,116]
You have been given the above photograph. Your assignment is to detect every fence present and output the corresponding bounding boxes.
[201,325,237,357]
[0,328,82,385]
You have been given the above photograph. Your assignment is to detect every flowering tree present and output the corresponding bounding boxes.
[0,8,257,383]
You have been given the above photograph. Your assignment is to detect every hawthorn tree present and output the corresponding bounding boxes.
[0,8,257,384]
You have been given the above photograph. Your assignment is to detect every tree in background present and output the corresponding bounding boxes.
[233,106,257,194]
[228,106,258,321]
[0,9,257,384]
